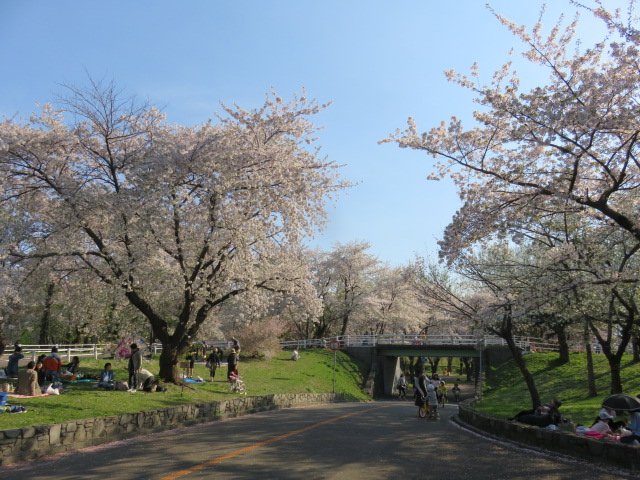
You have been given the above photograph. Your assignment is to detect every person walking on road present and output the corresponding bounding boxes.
[426,384,439,419]
[415,372,428,401]
[397,373,407,400]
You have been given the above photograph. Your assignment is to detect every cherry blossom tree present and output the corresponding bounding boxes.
[306,242,382,337]
[384,1,640,399]
[0,79,348,382]
[385,1,640,264]
[354,265,426,335]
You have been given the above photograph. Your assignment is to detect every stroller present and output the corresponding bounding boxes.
[228,372,247,395]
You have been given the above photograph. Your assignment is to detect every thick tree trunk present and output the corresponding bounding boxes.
[340,313,350,336]
[408,357,416,379]
[592,340,624,394]
[554,326,570,364]
[124,290,196,384]
[632,334,640,363]
[158,344,188,383]
[607,355,624,394]
[589,315,631,395]
[431,357,441,376]
[584,325,598,397]
[462,357,471,381]
[504,335,541,409]
[489,307,541,409]
[38,281,55,344]
[586,343,598,397]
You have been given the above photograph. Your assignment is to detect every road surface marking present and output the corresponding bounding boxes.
[160,404,393,480]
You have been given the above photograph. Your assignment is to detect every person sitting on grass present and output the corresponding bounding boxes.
[589,410,615,436]
[513,399,563,427]
[620,396,640,445]
[65,356,80,374]
[98,363,115,390]
[43,347,62,383]
[35,357,47,387]
[16,361,39,396]
[5,347,24,377]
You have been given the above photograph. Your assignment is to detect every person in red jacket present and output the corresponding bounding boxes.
[42,347,62,383]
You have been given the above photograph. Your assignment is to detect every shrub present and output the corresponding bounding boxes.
[231,317,287,360]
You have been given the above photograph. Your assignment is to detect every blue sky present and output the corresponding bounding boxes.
[0,1,628,266]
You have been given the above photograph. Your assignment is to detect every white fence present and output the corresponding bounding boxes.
[16,344,109,362]
[8,335,589,360]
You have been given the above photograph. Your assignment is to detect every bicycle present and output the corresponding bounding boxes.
[416,395,428,418]
[228,373,246,395]
[439,391,448,408]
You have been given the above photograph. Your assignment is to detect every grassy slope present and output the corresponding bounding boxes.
[477,351,640,426]
[0,349,369,430]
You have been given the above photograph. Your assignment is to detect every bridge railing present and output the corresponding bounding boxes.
[281,334,575,352]
[282,334,493,349]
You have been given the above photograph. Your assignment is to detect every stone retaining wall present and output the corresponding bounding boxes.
[0,393,345,466]
[457,400,640,472]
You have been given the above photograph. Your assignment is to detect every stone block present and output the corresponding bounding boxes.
[21,427,35,439]
[93,418,105,438]
[20,437,39,452]
[3,429,21,439]
[49,424,61,445]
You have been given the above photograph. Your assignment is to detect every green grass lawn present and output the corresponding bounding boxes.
[0,349,370,430]
[476,351,640,426]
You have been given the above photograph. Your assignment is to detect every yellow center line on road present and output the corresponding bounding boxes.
[159,404,393,480]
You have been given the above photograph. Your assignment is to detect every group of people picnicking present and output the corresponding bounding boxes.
[1,344,86,397]
[0,343,164,397]
[1,337,246,397]
[510,395,640,445]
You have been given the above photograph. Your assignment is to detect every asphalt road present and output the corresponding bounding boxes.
[1,401,635,480]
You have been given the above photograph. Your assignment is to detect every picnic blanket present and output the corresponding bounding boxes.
[7,393,50,399]
[184,378,205,384]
